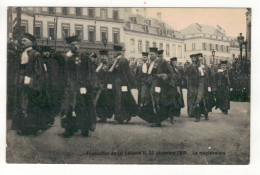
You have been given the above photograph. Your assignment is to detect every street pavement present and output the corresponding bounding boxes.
[6,90,250,164]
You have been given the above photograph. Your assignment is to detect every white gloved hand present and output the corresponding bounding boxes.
[121,86,128,92]
[72,111,76,117]
[208,87,212,92]
[230,88,233,91]
[107,84,113,89]
[80,87,87,94]
[24,76,31,85]
[155,87,161,93]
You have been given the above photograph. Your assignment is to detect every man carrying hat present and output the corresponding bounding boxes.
[185,53,213,122]
[95,49,115,123]
[60,35,96,137]
[11,33,47,135]
[109,45,138,124]
[212,60,233,114]
[138,47,175,127]
[170,57,185,121]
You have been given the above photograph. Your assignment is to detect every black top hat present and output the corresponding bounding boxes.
[141,52,149,56]
[149,47,158,53]
[22,33,36,42]
[65,35,81,44]
[113,45,124,51]
[157,50,164,55]
[99,49,108,55]
[40,46,52,52]
[170,57,177,62]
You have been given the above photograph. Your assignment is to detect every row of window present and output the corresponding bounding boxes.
[184,43,230,53]
[130,39,182,57]
[21,21,120,44]
[202,43,229,52]
[126,20,175,37]
[183,34,228,41]
[47,7,119,20]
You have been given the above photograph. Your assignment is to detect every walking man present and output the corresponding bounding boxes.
[60,36,96,137]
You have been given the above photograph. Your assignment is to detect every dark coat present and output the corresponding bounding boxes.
[185,63,215,118]
[41,56,60,123]
[96,62,115,120]
[113,57,138,122]
[171,65,185,116]
[139,58,176,123]
[213,67,233,111]
[61,51,96,131]
[12,48,47,130]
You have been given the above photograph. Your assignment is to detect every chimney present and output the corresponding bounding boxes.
[157,12,162,20]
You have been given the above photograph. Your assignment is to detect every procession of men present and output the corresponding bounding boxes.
[7,33,245,137]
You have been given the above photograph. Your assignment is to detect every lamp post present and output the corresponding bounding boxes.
[237,33,244,61]
[212,49,215,65]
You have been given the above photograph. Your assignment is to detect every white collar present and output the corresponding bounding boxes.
[23,47,33,53]
[142,63,148,73]
[148,60,157,74]
[21,47,32,64]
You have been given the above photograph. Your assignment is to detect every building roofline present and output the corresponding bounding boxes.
[182,36,232,43]
[124,29,184,41]
[17,10,125,24]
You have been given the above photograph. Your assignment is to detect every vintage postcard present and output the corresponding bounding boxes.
[5,5,251,166]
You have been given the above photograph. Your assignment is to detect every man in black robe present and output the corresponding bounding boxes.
[95,49,115,123]
[170,57,185,119]
[109,45,138,124]
[213,60,233,114]
[11,33,46,135]
[60,36,96,137]
[40,46,59,126]
[139,47,175,127]
[185,53,213,122]
[136,52,149,107]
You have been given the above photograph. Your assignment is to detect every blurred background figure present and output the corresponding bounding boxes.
[40,45,59,126]
[213,60,233,115]
[170,57,184,121]
[129,57,138,76]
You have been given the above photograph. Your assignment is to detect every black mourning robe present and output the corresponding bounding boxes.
[12,48,47,131]
[61,51,96,131]
[113,57,138,122]
[96,62,115,120]
[139,58,176,124]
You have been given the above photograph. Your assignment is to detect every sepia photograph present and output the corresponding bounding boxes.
[5,5,251,165]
